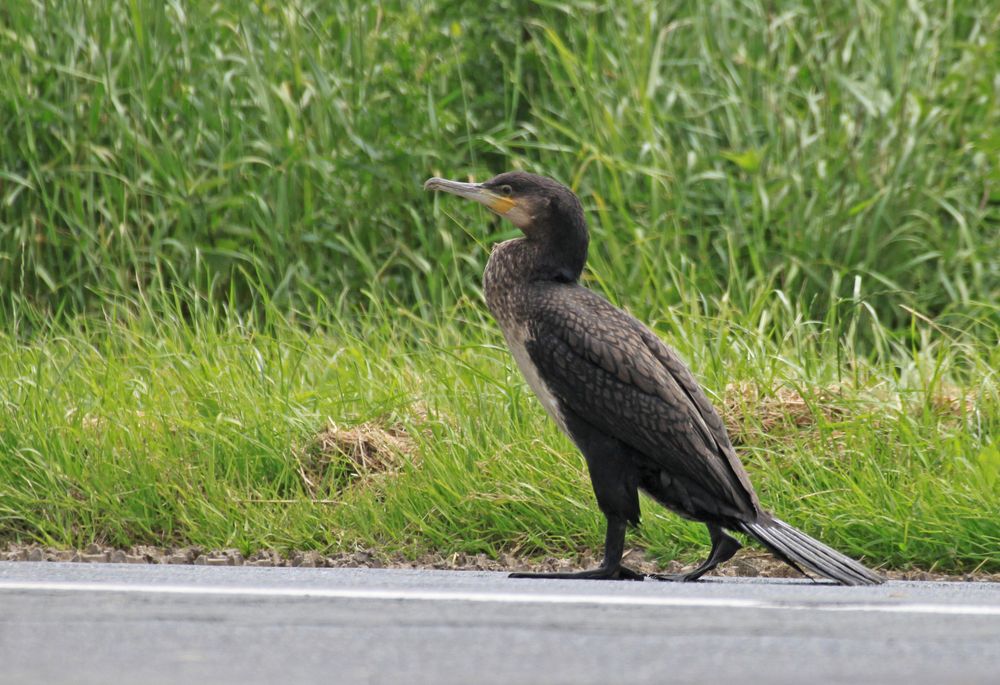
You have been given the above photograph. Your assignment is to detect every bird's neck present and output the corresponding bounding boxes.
[483,235,587,324]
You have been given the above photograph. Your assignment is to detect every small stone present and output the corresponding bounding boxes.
[81,553,108,563]
[85,543,103,555]
[302,551,326,568]
[730,559,760,577]
[131,546,162,563]
[26,548,44,562]
[352,551,373,566]
[109,550,127,564]
[125,555,147,564]
[170,547,197,563]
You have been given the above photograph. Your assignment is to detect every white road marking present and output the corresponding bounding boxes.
[0,580,998,616]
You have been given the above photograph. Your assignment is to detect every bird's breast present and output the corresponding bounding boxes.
[500,322,569,436]
[483,240,571,435]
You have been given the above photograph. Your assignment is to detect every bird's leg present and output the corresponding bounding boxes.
[509,515,645,580]
[651,524,741,582]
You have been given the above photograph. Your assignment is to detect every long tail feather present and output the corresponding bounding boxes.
[737,515,884,586]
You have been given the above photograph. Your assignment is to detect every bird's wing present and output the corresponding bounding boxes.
[525,286,759,518]
[631,322,759,504]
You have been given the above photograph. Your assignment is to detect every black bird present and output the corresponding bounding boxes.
[424,171,883,585]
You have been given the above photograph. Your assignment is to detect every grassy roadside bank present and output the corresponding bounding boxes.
[1,1,998,574]
[2,296,996,574]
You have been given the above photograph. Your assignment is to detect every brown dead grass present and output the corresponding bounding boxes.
[296,417,421,496]
[721,382,844,443]
[720,381,977,445]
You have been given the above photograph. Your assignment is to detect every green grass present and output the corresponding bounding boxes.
[0,0,998,572]
[1,289,996,572]
[2,1,997,325]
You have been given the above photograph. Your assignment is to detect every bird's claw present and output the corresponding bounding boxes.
[614,566,647,581]
[648,572,702,582]
[508,564,646,581]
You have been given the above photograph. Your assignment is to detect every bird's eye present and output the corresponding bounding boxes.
[500,184,513,197]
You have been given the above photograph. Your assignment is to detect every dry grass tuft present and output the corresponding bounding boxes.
[296,419,420,496]
[721,382,978,445]
[925,388,977,418]
[721,382,847,444]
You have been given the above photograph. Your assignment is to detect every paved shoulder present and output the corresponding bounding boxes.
[1,562,998,684]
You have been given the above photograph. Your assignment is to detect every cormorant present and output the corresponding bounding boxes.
[424,171,883,585]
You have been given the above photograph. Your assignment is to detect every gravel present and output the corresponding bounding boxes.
[2,542,995,582]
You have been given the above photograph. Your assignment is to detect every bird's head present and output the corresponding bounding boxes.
[424,171,589,279]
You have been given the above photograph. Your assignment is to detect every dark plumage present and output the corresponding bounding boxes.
[424,171,883,585]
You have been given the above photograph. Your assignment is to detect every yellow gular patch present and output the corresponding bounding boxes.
[488,196,517,214]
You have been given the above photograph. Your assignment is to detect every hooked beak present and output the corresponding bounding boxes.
[423,177,517,216]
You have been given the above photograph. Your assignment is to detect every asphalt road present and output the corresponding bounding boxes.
[1,561,998,684]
